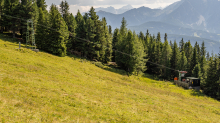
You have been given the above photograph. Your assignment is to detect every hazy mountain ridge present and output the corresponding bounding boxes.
[95,4,133,14]
[95,0,220,54]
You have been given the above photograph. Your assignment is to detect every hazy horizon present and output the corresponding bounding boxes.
[45,0,180,15]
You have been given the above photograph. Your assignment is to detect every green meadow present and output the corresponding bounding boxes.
[0,33,220,122]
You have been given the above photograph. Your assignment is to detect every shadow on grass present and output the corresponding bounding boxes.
[190,90,205,97]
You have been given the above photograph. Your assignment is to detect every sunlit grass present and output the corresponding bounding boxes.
[0,33,220,122]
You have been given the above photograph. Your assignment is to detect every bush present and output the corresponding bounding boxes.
[95,62,105,69]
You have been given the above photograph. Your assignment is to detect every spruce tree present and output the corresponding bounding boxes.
[204,57,219,98]
[37,0,47,10]
[116,30,133,72]
[102,17,112,63]
[35,8,48,50]
[161,39,172,79]
[170,41,180,79]
[179,51,187,71]
[48,4,68,56]
[75,10,87,56]
[179,38,184,52]
[112,28,120,62]
[18,0,39,41]
[133,32,147,76]
[184,41,193,76]
[119,17,127,38]
[192,63,202,78]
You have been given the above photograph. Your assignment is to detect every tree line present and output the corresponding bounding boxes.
[0,0,219,99]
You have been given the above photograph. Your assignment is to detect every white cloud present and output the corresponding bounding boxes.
[69,5,91,15]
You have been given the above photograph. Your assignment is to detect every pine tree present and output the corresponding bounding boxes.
[184,41,193,76]
[108,25,112,35]
[206,52,210,61]
[170,41,180,79]
[75,10,87,56]
[119,17,127,38]
[179,51,187,71]
[179,38,184,52]
[37,0,47,10]
[47,4,68,56]
[161,38,172,79]
[18,0,39,41]
[35,7,48,50]
[192,63,202,78]
[2,0,20,38]
[190,43,199,76]
[133,32,147,76]
[204,57,219,98]
[112,28,120,62]
[155,32,162,75]
[59,0,69,25]
[102,17,112,63]
[201,41,206,58]
[116,30,133,72]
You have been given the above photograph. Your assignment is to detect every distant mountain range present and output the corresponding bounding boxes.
[95,0,220,54]
[95,4,133,14]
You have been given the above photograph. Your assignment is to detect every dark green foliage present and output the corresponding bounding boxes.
[37,0,47,10]
[75,10,86,55]
[112,28,120,62]
[170,41,180,79]
[161,38,172,79]
[35,8,48,50]
[179,38,184,52]
[192,63,202,78]
[179,51,187,71]
[204,57,219,98]
[119,17,127,38]
[47,4,68,56]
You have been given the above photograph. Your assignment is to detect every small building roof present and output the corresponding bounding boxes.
[186,77,200,80]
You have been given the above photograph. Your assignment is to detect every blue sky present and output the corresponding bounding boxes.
[45,0,180,15]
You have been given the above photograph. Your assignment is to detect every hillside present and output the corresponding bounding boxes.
[0,33,220,122]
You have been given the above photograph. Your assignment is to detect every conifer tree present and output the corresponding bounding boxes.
[179,51,187,71]
[75,10,87,55]
[133,32,147,76]
[2,0,20,37]
[112,28,120,62]
[190,44,199,76]
[179,38,184,52]
[35,7,48,50]
[37,0,47,10]
[18,0,39,41]
[161,38,172,79]
[201,41,206,58]
[102,17,112,63]
[184,41,193,76]
[170,41,180,79]
[116,30,133,72]
[108,25,112,35]
[47,4,68,56]
[206,52,210,61]
[192,63,202,78]
[119,17,127,38]
[155,32,162,75]
[204,57,219,98]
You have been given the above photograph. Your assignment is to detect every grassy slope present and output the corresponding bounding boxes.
[0,33,220,122]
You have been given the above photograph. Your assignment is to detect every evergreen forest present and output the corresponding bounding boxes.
[0,0,220,100]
